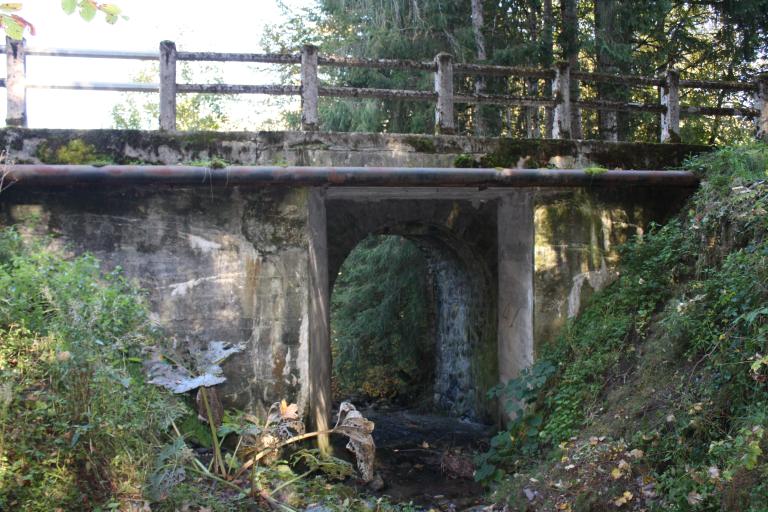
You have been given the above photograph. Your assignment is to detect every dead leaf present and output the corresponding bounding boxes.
[267,401,305,440]
[687,491,704,505]
[334,401,375,482]
[441,451,474,479]
[145,341,245,394]
[280,399,299,420]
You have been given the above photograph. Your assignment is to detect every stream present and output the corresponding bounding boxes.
[344,405,494,510]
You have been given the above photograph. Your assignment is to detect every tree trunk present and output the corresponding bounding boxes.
[543,0,555,137]
[560,0,582,139]
[595,0,619,141]
[595,0,634,141]
[471,0,487,136]
[526,4,541,138]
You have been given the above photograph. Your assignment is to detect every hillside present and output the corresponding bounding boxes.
[478,145,768,511]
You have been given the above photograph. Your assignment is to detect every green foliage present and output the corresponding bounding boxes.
[188,157,229,169]
[0,3,32,40]
[61,1,126,25]
[111,64,231,131]
[1,1,126,39]
[583,166,608,175]
[0,228,184,510]
[35,138,111,165]
[331,235,432,401]
[474,361,556,483]
[262,1,766,142]
[454,153,480,168]
[482,144,768,509]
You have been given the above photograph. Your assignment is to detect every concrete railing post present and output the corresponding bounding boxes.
[757,73,768,143]
[159,40,177,131]
[434,52,455,135]
[301,44,319,131]
[661,68,680,143]
[6,36,27,127]
[551,61,571,139]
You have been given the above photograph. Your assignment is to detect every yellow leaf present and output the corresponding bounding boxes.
[611,467,623,480]
[613,492,633,507]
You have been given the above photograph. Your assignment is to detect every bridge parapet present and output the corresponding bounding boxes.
[0,128,711,171]
[3,37,767,142]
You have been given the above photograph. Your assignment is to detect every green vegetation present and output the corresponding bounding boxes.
[188,157,229,169]
[111,65,232,131]
[0,228,184,510]
[477,144,768,510]
[35,139,111,165]
[583,166,609,175]
[263,1,767,143]
[331,235,433,401]
[1,2,125,41]
[0,228,422,511]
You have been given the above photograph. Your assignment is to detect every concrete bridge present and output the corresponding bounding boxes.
[0,128,703,431]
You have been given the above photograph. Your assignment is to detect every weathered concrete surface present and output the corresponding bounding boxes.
[532,187,691,350]
[0,129,706,422]
[307,188,331,451]
[1,187,312,418]
[498,191,534,395]
[0,128,710,169]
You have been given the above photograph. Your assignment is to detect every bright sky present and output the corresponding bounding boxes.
[2,0,316,129]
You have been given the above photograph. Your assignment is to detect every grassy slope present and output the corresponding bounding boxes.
[485,145,768,511]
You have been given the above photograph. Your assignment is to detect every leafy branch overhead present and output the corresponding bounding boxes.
[61,1,126,24]
[0,1,125,40]
[0,3,33,40]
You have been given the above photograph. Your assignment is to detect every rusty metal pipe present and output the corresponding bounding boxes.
[2,165,699,189]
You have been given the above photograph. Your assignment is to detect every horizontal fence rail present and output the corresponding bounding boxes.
[2,37,767,142]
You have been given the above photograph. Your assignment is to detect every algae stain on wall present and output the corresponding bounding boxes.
[533,190,653,353]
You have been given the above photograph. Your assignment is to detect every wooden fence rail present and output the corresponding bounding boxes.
[3,37,767,142]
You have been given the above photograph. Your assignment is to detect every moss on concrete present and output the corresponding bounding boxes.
[480,139,579,168]
[454,153,480,168]
[35,139,111,165]
[585,140,711,169]
[404,136,437,154]
[0,128,713,170]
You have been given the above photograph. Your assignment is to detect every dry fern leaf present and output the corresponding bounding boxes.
[334,401,376,482]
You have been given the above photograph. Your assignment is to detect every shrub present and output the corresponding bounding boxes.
[0,228,184,510]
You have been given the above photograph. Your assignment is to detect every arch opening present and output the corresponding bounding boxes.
[330,226,497,422]
[331,234,435,407]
